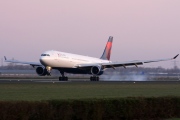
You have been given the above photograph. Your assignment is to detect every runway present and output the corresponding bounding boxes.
[0,79,180,84]
[0,78,180,102]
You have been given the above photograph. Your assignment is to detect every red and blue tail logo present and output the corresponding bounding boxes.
[100,36,113,61]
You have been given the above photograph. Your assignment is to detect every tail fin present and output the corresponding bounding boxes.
[100,36,113,60]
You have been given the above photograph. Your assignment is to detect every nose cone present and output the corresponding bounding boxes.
[40,57,48,66]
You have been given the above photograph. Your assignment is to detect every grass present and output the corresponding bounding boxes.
[0,81,180,119]
[0,82,180,101]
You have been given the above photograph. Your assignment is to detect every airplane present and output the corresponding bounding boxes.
[4,36,179,81]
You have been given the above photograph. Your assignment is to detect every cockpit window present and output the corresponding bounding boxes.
[41,54,50,56]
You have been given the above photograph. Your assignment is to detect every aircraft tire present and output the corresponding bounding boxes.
[65,77,68,81]
[59,77,68,81]
[90,76,99,81]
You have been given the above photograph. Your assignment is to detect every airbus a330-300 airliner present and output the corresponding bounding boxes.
[4,36,179,81]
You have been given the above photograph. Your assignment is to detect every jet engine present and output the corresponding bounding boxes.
[36,66,48,76]
[91,66,103,75]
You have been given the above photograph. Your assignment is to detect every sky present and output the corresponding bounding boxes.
[0,0,180,68]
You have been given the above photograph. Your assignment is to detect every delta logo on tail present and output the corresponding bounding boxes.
[100,36,113,60]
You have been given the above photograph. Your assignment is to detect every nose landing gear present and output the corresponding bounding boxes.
[46,66,52,76]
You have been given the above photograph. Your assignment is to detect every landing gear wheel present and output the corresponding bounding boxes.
[59,77,68,81]
[65,77,68,81]
[90,76,99,81]
[59,71,68,81]
[47,72,51,76]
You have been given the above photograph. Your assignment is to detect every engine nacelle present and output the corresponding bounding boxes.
[36,67,48,76]
[91,66,103,75]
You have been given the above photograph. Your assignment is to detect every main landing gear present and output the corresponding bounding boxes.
[58,71,99,81]
[59,71,68,81]
[59,76,68,81]
[90,76,99,81]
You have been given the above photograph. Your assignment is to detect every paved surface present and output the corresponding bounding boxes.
[0,79,180,84]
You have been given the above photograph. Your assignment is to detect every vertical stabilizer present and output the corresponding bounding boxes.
[100,36,113,60]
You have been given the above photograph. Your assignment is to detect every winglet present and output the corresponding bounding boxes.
[173,54,179,59]
[4,56,7,61]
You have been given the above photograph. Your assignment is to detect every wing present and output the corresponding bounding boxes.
[4,56,42,67]
[77,54,179,69]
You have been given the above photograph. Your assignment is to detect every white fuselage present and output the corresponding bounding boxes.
[40,50,110,68]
